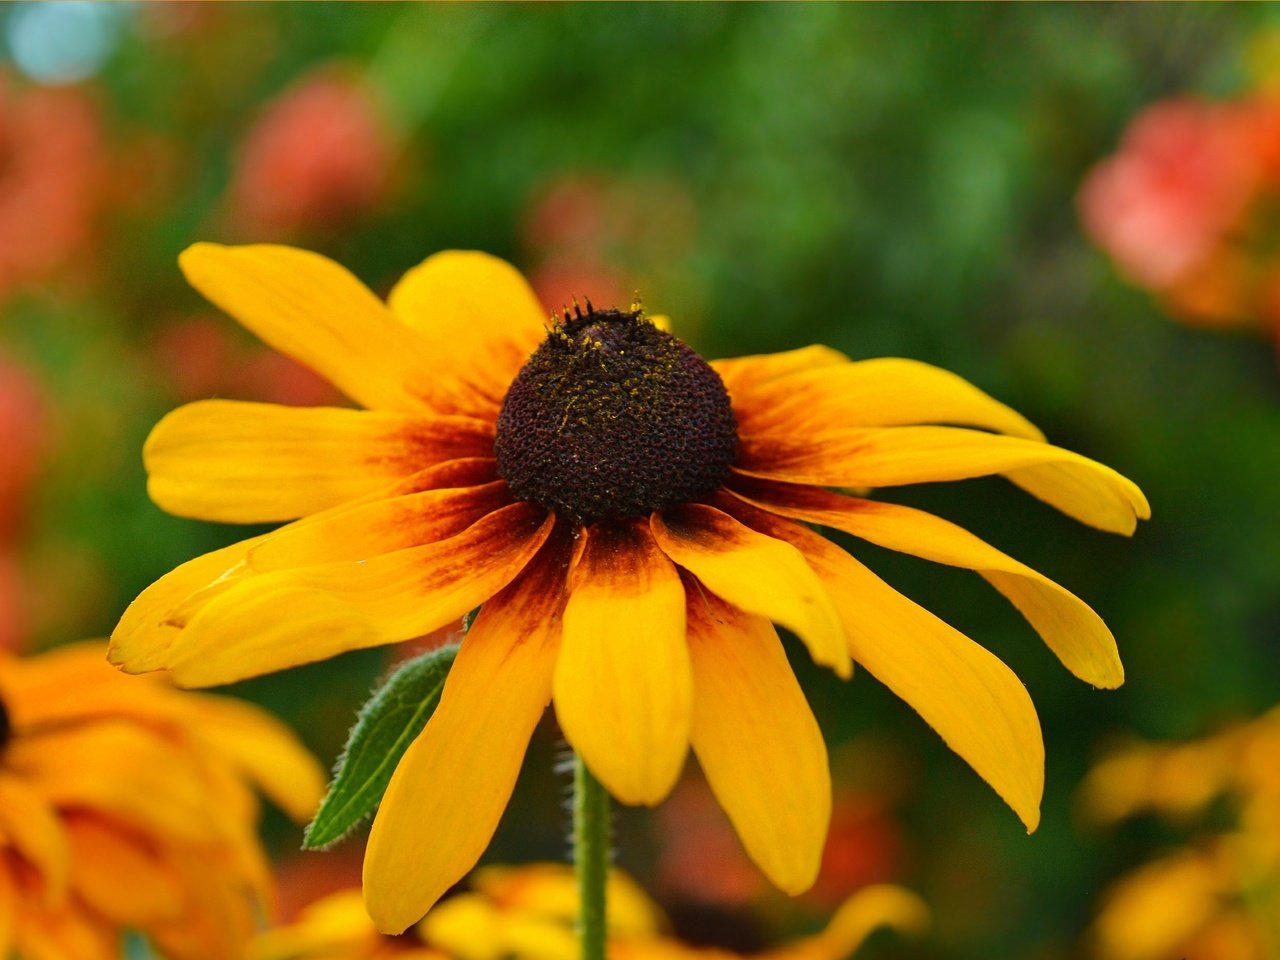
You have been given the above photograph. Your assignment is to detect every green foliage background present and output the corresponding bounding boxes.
[2,4,1278,958]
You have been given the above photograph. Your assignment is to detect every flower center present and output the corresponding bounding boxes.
[495,305,738,526]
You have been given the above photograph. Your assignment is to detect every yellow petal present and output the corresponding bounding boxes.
[0,775,69,905]
[734,358,1044,440]
[737,425,1150,535]
[163,503,554,687]
[184,695,326,822]
[388,251,547,416]
[179,242,451,415]
[711,345,849,398]
[730,478,1123,688]
[5,723,222,847]
[686,587,830,894]
[114,460,501,670]
[109,535,265,674]
[146,399,493,523]
[553,520,691,806]
[248,475,509,571]
[469,864,664,937]
[650,503,850,678]
[364,529,570,934]
[12,898,117,960]
[729,501,1044,831]
[1090,850,1225,960]
[64,814,183,927]
[791,885,930,960]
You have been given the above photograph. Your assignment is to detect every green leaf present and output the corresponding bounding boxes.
[303,643,459,849]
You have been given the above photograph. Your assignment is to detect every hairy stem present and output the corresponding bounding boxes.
[573,752,610,960]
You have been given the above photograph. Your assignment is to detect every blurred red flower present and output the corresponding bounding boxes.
[227,67,394,235]
[0,352,45,652]
[0,73,104,301]
[1080,95,1280,335]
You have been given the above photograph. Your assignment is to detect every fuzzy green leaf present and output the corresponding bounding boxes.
[303,643,458,849]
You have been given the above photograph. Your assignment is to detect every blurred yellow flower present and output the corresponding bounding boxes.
[0,641,326,960]
[253,864,926,960]
[1081,708,1280,960]
[110,244,1147,931]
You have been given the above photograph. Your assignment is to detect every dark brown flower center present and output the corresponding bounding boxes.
[495,305,737,526]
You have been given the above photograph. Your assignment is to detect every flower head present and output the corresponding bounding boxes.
[111,244,1148,932]
[0,641,326,959]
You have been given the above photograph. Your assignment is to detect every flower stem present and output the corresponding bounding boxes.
[574,752,610,960]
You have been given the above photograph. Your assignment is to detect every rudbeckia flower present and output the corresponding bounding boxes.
[0,641,325,959]
[252,863,925,960]
[111,244,1148,932]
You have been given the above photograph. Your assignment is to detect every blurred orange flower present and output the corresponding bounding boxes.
[227,66,396,236]
[0,642,326,959]
[253,864,926,960]
[0,73,104,301]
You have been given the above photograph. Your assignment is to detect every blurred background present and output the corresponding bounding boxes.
[1,4,1278,958]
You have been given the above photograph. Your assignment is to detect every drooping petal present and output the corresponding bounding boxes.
[721,500,1044,831]
[650,503,850,678]
[729,477,1124,688]
[108,535,262,673]
[162,503,554,687]
[109,465,490,673]
[732,358,1044,440]
[686,584,830,894]
[553,520,691,806]
[711,345,848,398]
[364,527,571,934]
[387,251,548,415]
[737,425,1150,535]
[178,243,442,414]
[145,400,493,523]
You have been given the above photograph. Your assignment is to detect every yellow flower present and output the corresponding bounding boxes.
[0,641,326,960]
[253,864,925,960]
[110,244,1148,932]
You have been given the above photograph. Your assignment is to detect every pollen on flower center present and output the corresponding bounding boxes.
[494,305,738,526]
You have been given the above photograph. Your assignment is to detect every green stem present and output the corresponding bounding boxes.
[574,752,610,960]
